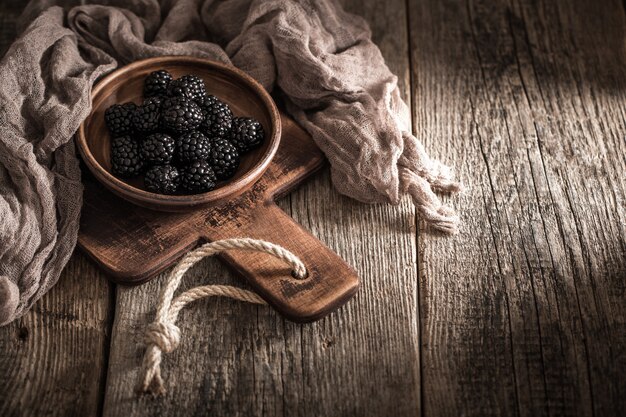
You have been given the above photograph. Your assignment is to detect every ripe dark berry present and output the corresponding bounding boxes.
[161,97,204,134]
[140,133,176,165]
[111,136,143,177]
[147,96,163,104]
[132,97,161,134]
[145,165,180,195]
[198,95,233,139]
[209,139,240,180]
[144,70,173,98]
[177,131,211,163]
[168,75,207,101]
[180,160,217,193]
[105,103,136,136]
[230,117,265,153]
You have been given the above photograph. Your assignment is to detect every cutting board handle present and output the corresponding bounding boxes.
[202,200,359,322]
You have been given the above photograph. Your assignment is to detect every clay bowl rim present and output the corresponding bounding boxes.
[76,56,281,209]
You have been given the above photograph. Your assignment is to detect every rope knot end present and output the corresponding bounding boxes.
[145,321,181,353]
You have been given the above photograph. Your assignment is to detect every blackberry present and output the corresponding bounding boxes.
[142,96,162,105]
[168,75,207,101]
[180,160,217,194]
[144,165,180,195]
[177,131,211,163]
[111,136,143,177]
[104,103,137,136]
[230,117,265,153]
[209,139,240,180]
[198,95,233,138]
[161,97,204,134]
[132,97,161,134]
[140,133,176,165]
[144,70,173,98]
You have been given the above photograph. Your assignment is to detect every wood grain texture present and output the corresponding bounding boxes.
[410,0,626,416]
[0,254,113,417]
[101,0,419,415]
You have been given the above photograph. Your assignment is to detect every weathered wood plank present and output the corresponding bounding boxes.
[0,253,113,417]
[102,0,420,416]
[410,0,626,416]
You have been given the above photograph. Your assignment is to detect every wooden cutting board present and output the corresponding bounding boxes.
[78,113,359,322]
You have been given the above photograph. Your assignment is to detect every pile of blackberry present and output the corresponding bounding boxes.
[104,70,265,195]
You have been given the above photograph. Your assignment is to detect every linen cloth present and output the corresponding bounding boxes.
[0,0,461,326]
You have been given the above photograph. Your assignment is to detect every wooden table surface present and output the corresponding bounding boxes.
[1,1,625,416]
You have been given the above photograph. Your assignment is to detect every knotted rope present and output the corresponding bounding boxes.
[137,238,307,396]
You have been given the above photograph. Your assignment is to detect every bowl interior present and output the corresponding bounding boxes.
[84,58,277,200]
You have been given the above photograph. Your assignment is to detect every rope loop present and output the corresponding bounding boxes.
[145,322,181,354]
[137,238,307,396]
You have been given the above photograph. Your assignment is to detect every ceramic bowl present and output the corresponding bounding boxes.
[77,56,281,211]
